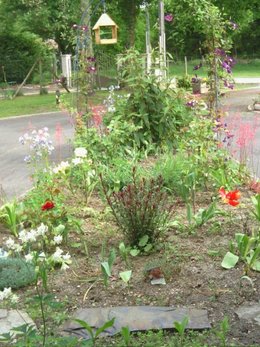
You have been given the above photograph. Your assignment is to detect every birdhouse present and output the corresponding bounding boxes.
[93,13,118,45]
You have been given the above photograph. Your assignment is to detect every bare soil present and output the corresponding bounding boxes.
[1,188,260,346]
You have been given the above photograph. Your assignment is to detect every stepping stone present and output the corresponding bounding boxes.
[236,303,260,326]
[0,309,36,335]
[63,306,211,339]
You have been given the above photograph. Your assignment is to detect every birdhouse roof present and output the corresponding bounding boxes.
[93,13,118,30]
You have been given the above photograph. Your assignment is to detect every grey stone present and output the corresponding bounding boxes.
[151,278,166,285]
[236,303,260,326]
[0,309,36,335]
[63,306,211,339]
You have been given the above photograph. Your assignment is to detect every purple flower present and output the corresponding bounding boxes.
[215,48,226,56]
[226,56,236,67]
[193,62,202,71]
[186,100,197,108]
[222,61,232,74]
[81,25,88,32]
[224,80,234,89]
[164,13,173,22]
[87,56,96,62]
[87,66,96,73]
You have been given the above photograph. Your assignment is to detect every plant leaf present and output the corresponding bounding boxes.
[138,235,149,247]
[119,270,132,284]
[101,262,111,277]
[95,317,115,338]
[221,252,239,269]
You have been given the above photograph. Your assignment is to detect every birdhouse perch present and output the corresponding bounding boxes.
[93,13,118,45]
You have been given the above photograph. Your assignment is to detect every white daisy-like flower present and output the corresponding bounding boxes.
[5,237,15,249]
[74,147,87,158]
[53,235,63,245]
[72,157,83,165]
[36,223,48,236]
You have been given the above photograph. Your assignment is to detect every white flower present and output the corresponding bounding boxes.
[36,223,48,236]
[0,287,12,301]
[53,235,63,245]
[53,161,70,174]
[26,230,37,242]
[38,252,46,261]
[62,253,71,262]
[72,157,83,165]
[51,247,63,262]
[61,262,70,271]
[18,229,28,243]
[11,294,19,304]
[74,147,87,158]
[5,238,15,249]
[25,253,34,262]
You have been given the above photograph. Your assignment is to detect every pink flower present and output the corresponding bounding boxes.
[164,13,173,22]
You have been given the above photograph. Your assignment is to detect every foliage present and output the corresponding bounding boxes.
[0,201,22,237]
[101,167,174,246]
[105,49,193,149]
[101,248,117,287]
[222,231,260,273]
[0,257,35,290]
[176,75,191,90]
[74,317,115,347]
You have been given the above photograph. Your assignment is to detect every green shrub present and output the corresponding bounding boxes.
[0,257,35,290]
[177,75,191,89]
[151,151,195,200]
[104,49,193,149]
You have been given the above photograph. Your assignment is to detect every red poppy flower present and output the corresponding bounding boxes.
[41,201,55,211]
[219,187,240,207]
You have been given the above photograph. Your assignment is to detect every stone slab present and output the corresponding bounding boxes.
[63,306,211,339]
[236,303,260,326]
[0,309,35,335]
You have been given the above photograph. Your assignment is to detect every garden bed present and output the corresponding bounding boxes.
[1,186,259,346]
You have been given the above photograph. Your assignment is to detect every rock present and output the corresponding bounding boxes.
[63,306,211,339]
[0,309,36,335]
[236,303,260,326]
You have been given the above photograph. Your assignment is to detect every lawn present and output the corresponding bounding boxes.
[169,59,260,78]
[0,91,109,119]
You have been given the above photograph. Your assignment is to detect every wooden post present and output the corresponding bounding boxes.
[39,59,44,94]
[12,60,38,99]
[184,56,188,76]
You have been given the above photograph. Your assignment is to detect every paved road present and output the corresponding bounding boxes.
[0,111,74,200]
[221,87,260,178]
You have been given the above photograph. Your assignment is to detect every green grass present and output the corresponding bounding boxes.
[169,58,260,78]
[0,91,110,119]
[0,94,59,118]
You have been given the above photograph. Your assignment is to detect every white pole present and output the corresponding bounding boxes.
[145,5,152,73]
[159,0,166,79]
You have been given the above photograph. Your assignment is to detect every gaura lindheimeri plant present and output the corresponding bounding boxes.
[219,187,241,206]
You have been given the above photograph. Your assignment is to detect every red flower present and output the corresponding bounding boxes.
[41,201,55,211]
[219,187,241,206]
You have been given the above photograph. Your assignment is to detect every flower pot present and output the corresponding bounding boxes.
[254,103,260,111]
[192,81,201,94]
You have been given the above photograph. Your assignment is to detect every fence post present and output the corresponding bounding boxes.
[184,56,188,76]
